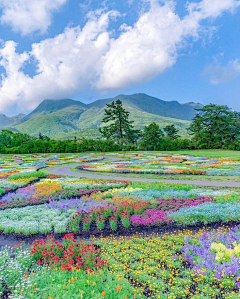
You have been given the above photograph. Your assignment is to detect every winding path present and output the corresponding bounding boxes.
[48,156,240,187]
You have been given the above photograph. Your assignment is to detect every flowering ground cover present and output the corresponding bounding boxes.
[0,179,239,236]
[3,228,240,298]
[0,176,128,210]
[0,162,240,235]
[183,225,240,295]
[81,152,240,176]
[0,153,102,170]
[0,152,102,197]
[1,153,240,298]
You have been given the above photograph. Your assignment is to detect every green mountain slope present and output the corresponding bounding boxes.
[77,101,190,132]
[88,93,202,120]
[6,94,200,138]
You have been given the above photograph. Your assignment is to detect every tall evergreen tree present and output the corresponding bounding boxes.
[189,104,240,148]
[140,122,164,150]
[99,100,136,145]
[163,124,180,139]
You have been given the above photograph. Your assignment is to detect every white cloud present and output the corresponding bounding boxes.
[186,0,240,19]
[0,0,239,112]
[97,0,240,89]
[0,0,67,35]
[0,10,119,111]
[202,59,240,84]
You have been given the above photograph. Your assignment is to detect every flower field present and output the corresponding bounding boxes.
[80,152,240,176]
[1,153,240,298]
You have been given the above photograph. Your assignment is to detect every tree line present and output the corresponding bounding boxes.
[0,100,239,153]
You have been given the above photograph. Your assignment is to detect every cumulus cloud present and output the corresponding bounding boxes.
[202,59,240,84]
[0,0,239,112]
[0,0,67,35]
[0,10,119,111]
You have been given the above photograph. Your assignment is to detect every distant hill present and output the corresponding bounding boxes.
[0,113,25,128]
[3,94,203,138]
[14,99,88,137]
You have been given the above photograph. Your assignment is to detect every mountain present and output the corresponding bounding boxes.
[0,114,12,127]
[0,113,25,128]
[4,94,203,138]
[9,113,25,123]
[88,94,202,120]
[14,99,88,136]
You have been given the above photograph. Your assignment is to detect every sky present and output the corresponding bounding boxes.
[0,0,239,116]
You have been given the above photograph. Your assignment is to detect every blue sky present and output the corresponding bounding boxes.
[0,0,239,116]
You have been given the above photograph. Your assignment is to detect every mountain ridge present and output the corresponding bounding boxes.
[0,113,25,128]
[1,93,203,138]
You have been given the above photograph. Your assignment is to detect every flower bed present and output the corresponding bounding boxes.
[184,225,240,290]
[169,202,240,225]
[79,152,240,176]
[1,151,240,298]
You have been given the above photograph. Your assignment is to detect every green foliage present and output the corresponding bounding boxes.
[55,129,101,140]
[99,100,139,146]
[8,95,192,137]
[14,268,135,298]
[0,130,121,154]
[189,104,240,149]
[0,129,35,148]
[2,102,240,153]
[163,124,180,139]
[140,122,164,150]
[0,245,37,296]
[8,171,46,180]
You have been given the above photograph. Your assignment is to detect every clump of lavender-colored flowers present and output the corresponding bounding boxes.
[1,186,37,202]
[184,225,240,288]
[46,197,113,213]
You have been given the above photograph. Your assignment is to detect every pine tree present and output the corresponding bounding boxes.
[163,124,180,139]
[140,122,164,150]
[189,104,240,148]
[99,100,136,146]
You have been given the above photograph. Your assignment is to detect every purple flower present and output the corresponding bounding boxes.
[46,197,113,213]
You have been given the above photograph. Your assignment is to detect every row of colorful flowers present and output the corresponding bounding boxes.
[1,183,239,235]
[0,152,240,298]
[3,227,240,298]
[80,152,240,176]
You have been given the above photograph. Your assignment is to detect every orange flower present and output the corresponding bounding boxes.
[102,292,106,296]
[119,277,122,281]
[34,288,37,292]
[63,284,65,289]
[21,291,23,295]
[116,286,121,292]
[133,294,137,298]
